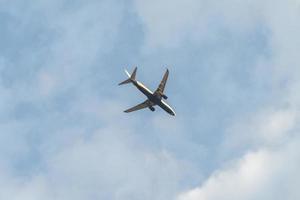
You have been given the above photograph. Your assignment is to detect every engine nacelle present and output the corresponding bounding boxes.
[149,106,155,111]
[162,94,168,99]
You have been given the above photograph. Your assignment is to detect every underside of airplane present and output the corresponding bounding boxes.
[119,67,176,116]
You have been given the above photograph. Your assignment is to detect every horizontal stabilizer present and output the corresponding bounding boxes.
[125,69,131,78]
[118,78,131,85]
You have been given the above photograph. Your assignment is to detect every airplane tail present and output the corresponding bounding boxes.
[118,67,137,85]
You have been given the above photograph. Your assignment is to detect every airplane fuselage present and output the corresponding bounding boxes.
[132,80,176,116]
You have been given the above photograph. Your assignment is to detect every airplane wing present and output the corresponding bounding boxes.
[155,69,169,95]
[124,100,151,113]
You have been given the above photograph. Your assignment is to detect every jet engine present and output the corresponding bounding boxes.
[162,94,168,99]
[149,106,155,111]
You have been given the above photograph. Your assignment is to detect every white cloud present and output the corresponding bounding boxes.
[223,108,297,151]
[259,110,297,142]
[178,139,300,200]
[133,0,264,50]
[173,0,300,199]
[43,130,183,200]
[0,126,185,200]
[1,0,300,199]
[134,0,205,48]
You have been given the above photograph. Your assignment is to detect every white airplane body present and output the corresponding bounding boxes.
[119,67,176,116]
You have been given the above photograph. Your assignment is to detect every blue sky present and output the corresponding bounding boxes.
[1,0,300,199]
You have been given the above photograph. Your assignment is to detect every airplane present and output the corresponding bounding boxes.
[119,67,176,116]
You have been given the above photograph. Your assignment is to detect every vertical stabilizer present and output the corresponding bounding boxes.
[130,67,137,80]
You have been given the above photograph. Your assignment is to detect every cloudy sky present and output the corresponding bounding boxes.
[0,0,300,199]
